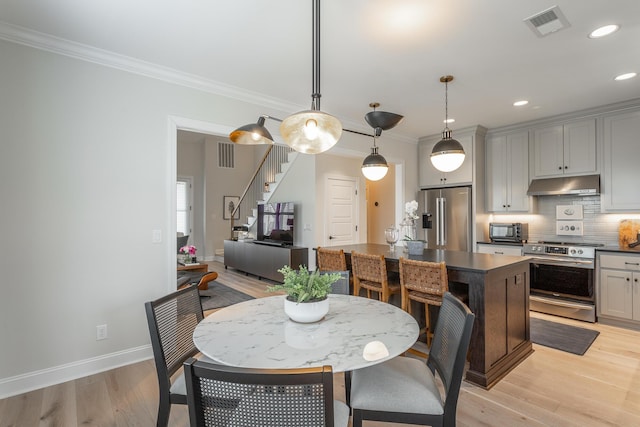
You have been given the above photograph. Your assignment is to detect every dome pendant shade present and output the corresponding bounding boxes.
[230,116,275,145]
[361,146,389,181]
[280,110,342,154]
[364,111,404,131]
[430,129,465,172]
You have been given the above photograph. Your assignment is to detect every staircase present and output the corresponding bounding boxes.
[236,145,297,231]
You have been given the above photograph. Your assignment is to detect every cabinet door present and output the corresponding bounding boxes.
[634,273,640,321]
[599,268,633,319]
[485,135,508,211]
[419,135,472,187]
[563,119,596,175]
[507,272,527,352]
[602,110,640,211]
[506,131,530,212]
[532,125,564,177]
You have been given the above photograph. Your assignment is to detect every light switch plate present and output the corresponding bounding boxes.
[556,220,583,236]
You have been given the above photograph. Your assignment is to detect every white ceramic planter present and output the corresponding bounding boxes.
[284,297,329,323]
[406,240,425,255]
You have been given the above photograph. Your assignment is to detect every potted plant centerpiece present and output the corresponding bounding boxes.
[268,265,341,323]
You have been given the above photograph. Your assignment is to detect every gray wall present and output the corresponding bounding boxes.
[0,37,417,397]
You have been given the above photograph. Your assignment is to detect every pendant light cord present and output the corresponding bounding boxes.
[311,0,321,111]
[444,79,449,132]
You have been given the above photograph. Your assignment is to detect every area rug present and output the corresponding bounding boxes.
[199,282,254,311]
[530,317,599,355]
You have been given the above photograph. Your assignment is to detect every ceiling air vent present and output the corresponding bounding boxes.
[524,5,571,37]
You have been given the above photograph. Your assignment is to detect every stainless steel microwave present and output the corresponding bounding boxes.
[489,223,528,243]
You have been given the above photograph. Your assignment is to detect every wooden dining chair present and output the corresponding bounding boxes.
[145,284,209,427]
[351,251,400,303]
[349,292,475,427]
[317,247,348,271]
[399,257,449,348]
[183,359,350,427]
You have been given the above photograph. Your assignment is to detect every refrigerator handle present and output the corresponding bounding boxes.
[441,197,446,245]
[436,197,443,245]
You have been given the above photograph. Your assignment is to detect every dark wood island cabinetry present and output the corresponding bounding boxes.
[328,243,533,389]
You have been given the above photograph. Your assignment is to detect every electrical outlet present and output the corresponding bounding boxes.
[96,324,108,340]
[556,220,583,236]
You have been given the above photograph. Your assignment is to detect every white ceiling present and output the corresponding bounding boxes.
[1,0,639,140]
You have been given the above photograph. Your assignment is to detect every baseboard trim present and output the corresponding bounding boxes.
[0,345,153,399]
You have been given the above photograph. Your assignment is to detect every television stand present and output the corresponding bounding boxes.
[223,240,308,282]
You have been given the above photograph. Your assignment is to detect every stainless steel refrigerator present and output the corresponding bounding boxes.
[419,187,472,252]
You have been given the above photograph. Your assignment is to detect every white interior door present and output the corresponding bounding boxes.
[325,176,358,246]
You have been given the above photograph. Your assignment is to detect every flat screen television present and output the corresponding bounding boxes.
[257,202,295,246]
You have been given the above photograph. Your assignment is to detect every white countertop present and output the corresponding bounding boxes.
[193,294,419,372]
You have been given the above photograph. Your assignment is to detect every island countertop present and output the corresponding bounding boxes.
[322,243,533,389]
[333,243,531,273]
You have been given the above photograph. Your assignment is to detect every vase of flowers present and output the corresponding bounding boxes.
[268,265,341,323]
[179,245,197,264]
[401,200,419,242]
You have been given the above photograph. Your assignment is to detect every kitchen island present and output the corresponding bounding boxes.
[326,243,533,389]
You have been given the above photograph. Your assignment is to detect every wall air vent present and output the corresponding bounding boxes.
[524,6,570,37]
[218,142,235,168]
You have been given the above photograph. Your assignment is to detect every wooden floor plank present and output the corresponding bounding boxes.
[2,261,640,426]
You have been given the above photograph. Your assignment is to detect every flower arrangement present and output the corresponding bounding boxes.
[179,245,197,256]
[179,245,197,263]
[405,200,419,220]
[268,265,341,303]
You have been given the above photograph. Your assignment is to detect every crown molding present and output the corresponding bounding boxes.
[0,20,418,145]
[0,20,301,113]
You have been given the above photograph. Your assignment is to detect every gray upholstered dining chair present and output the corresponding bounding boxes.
[145,284,210,427]
[183,358,350,427]
[349,292,475,427]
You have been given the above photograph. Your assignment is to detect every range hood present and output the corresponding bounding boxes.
[527,174,600,196]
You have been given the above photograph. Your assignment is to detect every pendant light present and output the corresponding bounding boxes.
[280,0,342,154]
[430,75,465,172]
[362,135,388,181]
[229,116,275,145]
[360,102,402,181]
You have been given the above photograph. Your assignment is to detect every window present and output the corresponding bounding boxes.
[177,177,192,236]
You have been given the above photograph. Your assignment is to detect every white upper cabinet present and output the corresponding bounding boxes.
[486,131,530,212]
[419,133,473,188]
[602,109,640,211]
[530,119,596,178]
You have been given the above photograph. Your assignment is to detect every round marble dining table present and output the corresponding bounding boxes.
[193,294,419,373]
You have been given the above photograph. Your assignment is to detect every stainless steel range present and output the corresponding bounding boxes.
[523,241,602,322]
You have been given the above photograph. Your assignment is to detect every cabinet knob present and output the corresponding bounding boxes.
[564,165,568,169]
[329,235,334,240]
[558,166,562,170]
[627,277,631,281]
[503,205,506,208]
[507,204,511,207]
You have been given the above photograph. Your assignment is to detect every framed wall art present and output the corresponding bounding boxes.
[223,196,240,220]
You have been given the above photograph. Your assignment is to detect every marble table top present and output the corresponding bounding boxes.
[193,294,419,373]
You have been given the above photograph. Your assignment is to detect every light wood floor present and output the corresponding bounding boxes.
[2,261,640,427]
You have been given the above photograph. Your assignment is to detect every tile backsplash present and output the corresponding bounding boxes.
[487,195,640,246]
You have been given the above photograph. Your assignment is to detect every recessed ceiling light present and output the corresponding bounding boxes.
[444,118,455,124]
[589,24,619,39]
[513,100,529,107]
[615,72,637,81]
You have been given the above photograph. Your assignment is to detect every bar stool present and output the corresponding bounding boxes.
[351,251,400,303]
[399,257,449,349]
[317,246,347,271]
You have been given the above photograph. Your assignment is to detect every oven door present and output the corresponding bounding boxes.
[529,260,594,302]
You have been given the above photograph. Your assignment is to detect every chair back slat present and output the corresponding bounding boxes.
[427,292,475,411]
[185,360,336,427]
[317,247,347,271]
[399,257,448,297]
[145,285,204,379]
